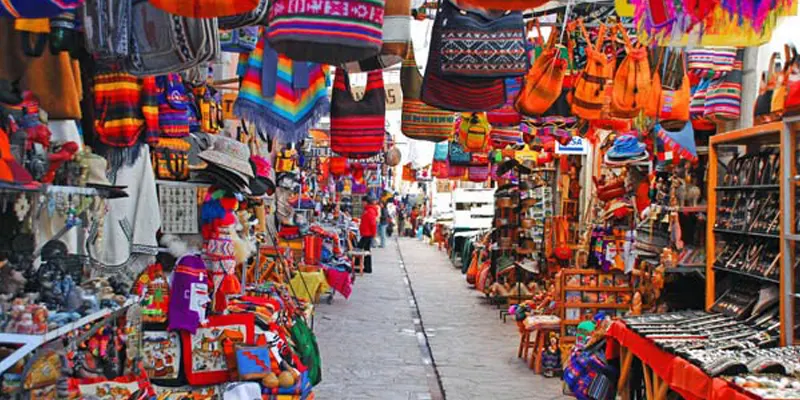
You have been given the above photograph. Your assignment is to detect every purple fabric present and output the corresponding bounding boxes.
[168,254,210,334]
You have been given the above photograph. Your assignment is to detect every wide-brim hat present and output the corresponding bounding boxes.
[196,165,252,195]
[198,136,254,180]
[605,134,648,164]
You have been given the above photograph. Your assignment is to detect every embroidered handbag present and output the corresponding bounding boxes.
[344,0,411,72]
[449,164,467,179]
[610,23,651,118]
[458,112,491,152]
[149,0,258,18]
[401,47,456,142]
[0,0,83,18]
[151,137,191,181]
[267,0,385,65]
[126,1,220,76]
[516,20,567,116]
[218,0,269,29]
[570,21,614,120]
[646,48,690,122]
[689,78,711,121]
[433,141,449,161]
[220,27,259,53]
[468,165,490,182]
[705,50,743,121]
[330,69,386,159]
[448,141,472,166]
[437,1,527,78]
[156,74,190,138]
[421,0,507,112]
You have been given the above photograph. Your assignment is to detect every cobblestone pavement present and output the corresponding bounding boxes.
[314,237,568,400]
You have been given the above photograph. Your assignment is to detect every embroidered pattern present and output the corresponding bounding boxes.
[439,29,527,77]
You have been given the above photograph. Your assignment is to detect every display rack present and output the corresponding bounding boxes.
[706,121,799,345]
[559,268,633,339]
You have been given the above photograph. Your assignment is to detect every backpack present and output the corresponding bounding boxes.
[570,21,614,121]
[610,24,651,118]
[458,112,491,152]
[516,19,567,116]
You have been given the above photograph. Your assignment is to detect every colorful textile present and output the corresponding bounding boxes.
[487,77,522,126]
[656,122,698,163]
[267,0,384,65]
[156,73,190,138]
[323,268,352,299]
[93,72,159,147]
[234,32,329,143]
[330,69,385,159]
[0,0,83,18]
[289,271,330,302]
[149,0,258,18]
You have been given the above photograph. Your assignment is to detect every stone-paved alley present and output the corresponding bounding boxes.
[314,237,568,400]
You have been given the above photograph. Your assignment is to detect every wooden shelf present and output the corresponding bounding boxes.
[713,228,780,240]
[712,266,779,284]
[715,184,780,191]
[563,303,631,309]
[709,122,783,145]
[564,287,633,292]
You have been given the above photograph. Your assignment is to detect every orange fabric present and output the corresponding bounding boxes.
[458,0,549,10]
[570,21,614,120]
[606,321,756,400]
[516,20,566,116]
[610,24,651,118]
[149,0,259,18]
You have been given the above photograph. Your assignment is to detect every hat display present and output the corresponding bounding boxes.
[249,155,275,197]
[605,134,649,165]
[199,135,254,180]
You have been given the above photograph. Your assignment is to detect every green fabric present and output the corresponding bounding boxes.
[461,238,474,273]
[290,317,322,386]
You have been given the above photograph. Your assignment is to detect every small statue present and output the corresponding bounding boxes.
[631,291,643,316]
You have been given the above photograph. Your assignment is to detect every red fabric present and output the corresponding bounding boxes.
[360,205,378,237]
[606,321,758,400]
[324,268,352,299]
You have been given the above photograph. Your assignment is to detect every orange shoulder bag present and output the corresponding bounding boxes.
[570,20,614,120]
[646,48,690,121]
[610,24,651,118]
[516,19,567,116]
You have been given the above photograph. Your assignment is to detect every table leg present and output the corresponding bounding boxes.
[618,347,633,400]
[654,375,669,400]
[642,363,654,400]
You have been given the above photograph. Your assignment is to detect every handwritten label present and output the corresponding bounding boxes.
[350,83,402,111]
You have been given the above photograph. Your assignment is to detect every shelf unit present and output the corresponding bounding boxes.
[706,121,799,345]
[559,268,633,339]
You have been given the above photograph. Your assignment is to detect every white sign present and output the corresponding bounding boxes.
[555,136,590,155]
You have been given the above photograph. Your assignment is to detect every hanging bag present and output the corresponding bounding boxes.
[343,0,412,72]
[448,140,473,166]
[220,27,259,53]
[420,0,507,112]
[570,20,614,120]
[330,69,386,159]
[433,141,449,161]
[646,48,690,122]
[458,112,491,152]
[218,0,269,29]
[401,46,457,142]
[437,1,528,78]
[267,0,385,65]
[610,23,652,118]
[516,19,567,116]
[705,49,744,121]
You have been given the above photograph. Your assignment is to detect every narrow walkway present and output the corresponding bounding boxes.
[314,237,567,400]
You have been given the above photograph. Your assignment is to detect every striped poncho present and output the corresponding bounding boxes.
[234,31,329,144]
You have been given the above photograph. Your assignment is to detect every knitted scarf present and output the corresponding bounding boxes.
[234,32,329,144]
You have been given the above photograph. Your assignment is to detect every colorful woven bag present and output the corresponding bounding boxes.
[704,50,743,121]
[330,69,386,159]
[516,20,567,116]
[610,23,651,118]
[401,46,456,142]
[343,0,411,72]
[432,160,449,178]
[448,141,472,166]
[220,27,259,53]
[437,0,527,78]
[570,21,614,120]
[149,0,258,18]
[151,137,191,181]
[267,0,385,65]
[421,0,506,112]
[0,0,83,18]
[433,141,449,161]
[458,112,491,152]
[468,165,490,182]
[156,74,190,138]
[646,48,690,122]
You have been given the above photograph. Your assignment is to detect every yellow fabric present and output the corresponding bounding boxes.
[289,271,330,302]
[514,145,539,165]
[14,18,50,33]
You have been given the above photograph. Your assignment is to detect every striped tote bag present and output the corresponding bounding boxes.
[401,47,456,142]
[330,69,386,159]
[267,0,385,65]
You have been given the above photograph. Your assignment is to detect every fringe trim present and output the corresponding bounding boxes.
[95,142,145,177]
[234,97,330,144]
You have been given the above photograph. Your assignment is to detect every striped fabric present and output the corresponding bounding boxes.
[234,32,329,144]
[267,0,385,65]
[704,57,743,121]
[0,0,82,18]
[149,0,258,18]
[330,69,386,159]
[93,72,159,147]
[401,100,456,142]
[156,74,190,138]
[488,77,523,126]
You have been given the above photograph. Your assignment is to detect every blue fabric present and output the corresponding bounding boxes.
[606,134,646,159]
[0,0,83,18]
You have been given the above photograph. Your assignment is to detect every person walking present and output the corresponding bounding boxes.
[358,196,378,273]
[378,202,389,248]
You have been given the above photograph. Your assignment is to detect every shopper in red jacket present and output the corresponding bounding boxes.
[358,196,378,273]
